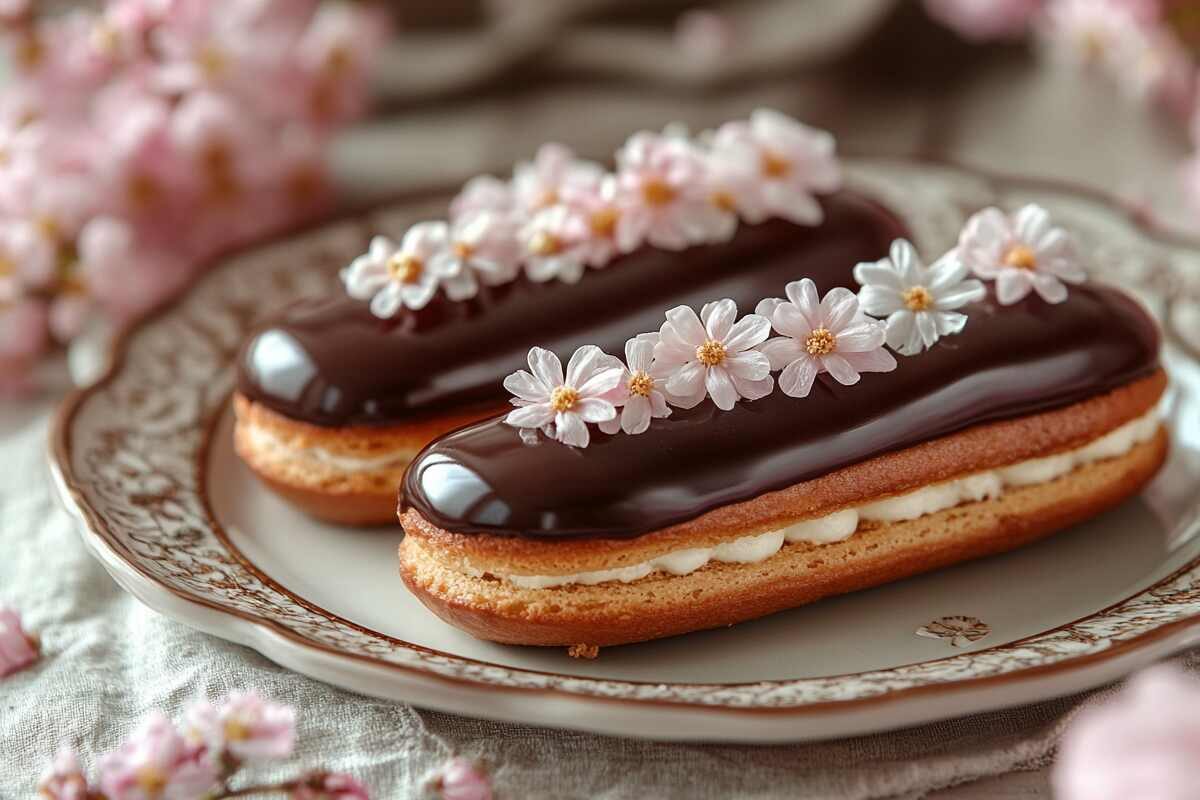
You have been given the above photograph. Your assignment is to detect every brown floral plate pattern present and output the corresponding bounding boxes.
[51,158,1200,741]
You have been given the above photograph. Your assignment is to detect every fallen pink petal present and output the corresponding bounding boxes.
[434,757,493,800]
[0,605,39,678]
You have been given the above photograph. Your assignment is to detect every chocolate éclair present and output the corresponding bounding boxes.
[233,195,900,524]
[397,269,1166,648]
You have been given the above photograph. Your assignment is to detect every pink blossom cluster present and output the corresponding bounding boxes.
[0,0,388,394]
[37,692,372,800]
[925,0,1196,112]
[342,108,842,317]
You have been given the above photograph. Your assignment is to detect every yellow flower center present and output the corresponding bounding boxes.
[0,256,13,277]
[761,150,792,178]
[224,719,251,741]
[325,45,353,77]
[528,231,562,256]
[589,208,618,237]
[452,241,475,259]
[14,33,44,71]
[641,179,676,207]
[35,215,59,241]
[805,328,836,356]
[550,386,579,412]
[695,340,726,366]
[387,253,423,284]
[201,143,239,203]
[710,190,737,212]
[1003,244,1037,270]
[196,43,227,78]
[627,371,654,397]
[128,172,161,210]
[535,189,559,209]
[902,286,934,311]
[135,767,167,796]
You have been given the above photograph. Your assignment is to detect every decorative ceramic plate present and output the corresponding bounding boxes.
[51,159,1200,742]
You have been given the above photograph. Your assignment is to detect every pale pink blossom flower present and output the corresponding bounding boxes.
[924,0,1041,41]
[504,345,622,448]
[675,9,736,61]
[0,297,48,365]
[652,299,773,411]
[1111,23,1195,108]
[434,757,493,800]
[152,3,285,100]
[430,212,520,288]
[518,205,590,283]
[293,2,390,125]
[79,216,189,321]
[559,172,623,267]
[759,278,896,398]
[37,746,91,800]
[168,90,264,209]
[512,142,603,214]
[709,109,841,226]
[184,691,296,762]
[613,131,724,252]
[598,334,673,436]
[291,771,371,800]
[1,171,95,289]
[342,227,469,316]
[0,605,38,678]
[450,175,514,221]
[854,239,986,355]
[1054,665,1200,800]
[98,712,219,800]
[1037,0,1145,70]
[957,203,1085,304]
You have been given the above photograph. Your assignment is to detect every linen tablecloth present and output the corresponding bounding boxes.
[3,3,1197,796]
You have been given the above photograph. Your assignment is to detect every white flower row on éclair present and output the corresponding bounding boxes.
[340,109,841,318]
[505,203,1087,448]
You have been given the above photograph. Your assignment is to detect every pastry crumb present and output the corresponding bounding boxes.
[567,643,600,659]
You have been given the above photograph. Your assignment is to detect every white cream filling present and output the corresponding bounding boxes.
[245,425,413,472]
[471,408,1161,590]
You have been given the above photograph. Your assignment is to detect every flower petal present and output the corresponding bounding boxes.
[665,361,705,397]
[575,397,617,423]
[916,311,939,348]
[664,304,707,346]
[820,287,860,332]
[853,259,904,291]
[554,412,590,447]
[783,278,821,328]
[771,303,813,340]
[731,374,774,402]
[758,336,805,370]
[933,279,986,310]
[724,349,771,380]
[840,347,897,374]
[503,370,548,402]
[885,310,916,353]
[889,239,922,285]
[705,366,739,410]
[566,345,604,388]
[621,396,652,435]
[822,353,861,386]
[577,365,623,396]
[833,322,886,352]
[926,252,971,291]
[700,299,737,341]
[527,347,565,388]
[369,283,403,318]
[995,269,1032,305]
[778,356,818,398]
[625,334,657,372]
[506,404,554,428]
[1031,272,1069,304]
[723,313,772,351]
[857,285,904,318]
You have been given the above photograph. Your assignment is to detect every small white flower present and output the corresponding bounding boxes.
[854,239,986,355]
[341,225,469,317]
[518,204,590,284]
[652,299,773,411]
[429,211,521,290]
[504,345,622,448]
[758,278,896,398]
[958,203,1086,305]
[449,174,514,221]
[559,172,622,268]
[598,333,673,435]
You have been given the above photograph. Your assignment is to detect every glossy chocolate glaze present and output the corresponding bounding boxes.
[402,283,1160,540]
[237,193,904,427]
